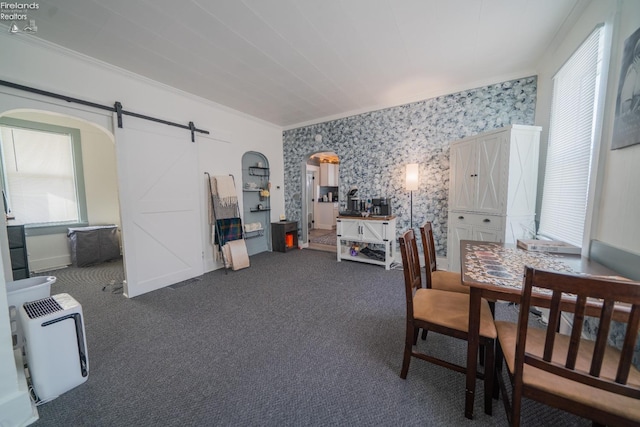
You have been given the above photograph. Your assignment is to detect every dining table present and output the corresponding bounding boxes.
[460,240,628,420]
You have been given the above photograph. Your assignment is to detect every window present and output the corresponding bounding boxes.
[538,25,604,248]
[0,117,87,234]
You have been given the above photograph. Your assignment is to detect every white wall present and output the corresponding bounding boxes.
[595,0,640,253]
[534,0,640,255]
[0,29,283,423]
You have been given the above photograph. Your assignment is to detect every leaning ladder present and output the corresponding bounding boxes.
[204,172,243,274]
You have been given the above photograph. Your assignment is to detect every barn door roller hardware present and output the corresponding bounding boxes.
[0,79,209,143]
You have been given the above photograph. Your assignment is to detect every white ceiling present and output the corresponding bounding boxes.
[12,0,587,128]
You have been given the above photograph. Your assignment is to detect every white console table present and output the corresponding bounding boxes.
[336,216,396,270]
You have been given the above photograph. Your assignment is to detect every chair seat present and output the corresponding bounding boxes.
[495,321,640,423]
[414,289,497,339]
[431,270,470,294]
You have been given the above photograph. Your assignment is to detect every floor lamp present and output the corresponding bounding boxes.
[405,163,419,229]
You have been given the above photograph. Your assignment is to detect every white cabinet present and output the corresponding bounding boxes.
[320,163,339,186]
[449,133,505,214]
[336,216,396,270]
[315,202,338,230]
[447,125,541,272]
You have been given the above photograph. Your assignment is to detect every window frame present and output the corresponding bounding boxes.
[0,117,88,235]
[538,23,611,251]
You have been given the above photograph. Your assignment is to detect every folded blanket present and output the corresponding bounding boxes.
[215,218,243,246]
[208,175,240,247]
[213,175,237,207]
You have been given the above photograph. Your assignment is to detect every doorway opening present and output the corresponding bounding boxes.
[0,108,125,292]
[301,151,339,252]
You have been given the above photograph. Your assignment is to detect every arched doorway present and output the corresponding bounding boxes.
[300,151,339,251]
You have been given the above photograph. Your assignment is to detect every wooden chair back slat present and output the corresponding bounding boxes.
[419,223,437,288]
[543,291,562,361]
[566,295,588,370]
[399,229,422,320]
[618,306,640,383]
[590,300,614,377]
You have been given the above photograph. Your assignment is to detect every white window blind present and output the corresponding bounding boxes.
[0,126,79,224]
[538,26,603,247]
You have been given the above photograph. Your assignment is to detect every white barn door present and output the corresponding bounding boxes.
[114,115,203,298]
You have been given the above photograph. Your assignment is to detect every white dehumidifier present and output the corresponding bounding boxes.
[19,293,89,403]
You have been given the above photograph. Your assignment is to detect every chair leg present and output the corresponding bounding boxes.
[511,377,523,427]
[413,327,420,345]
[401,323,414,379]
[479,344,485,366]
[493,341,503,400]
[495,340,514,424]
[421,329,428,340]
[483,339,495,416]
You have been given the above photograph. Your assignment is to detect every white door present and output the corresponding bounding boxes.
[361,221,385,242]
[337,219,361,240]
[450,140,476,211]
[476,133,505,214]
[306,171,315,230]
[114,115,203,298]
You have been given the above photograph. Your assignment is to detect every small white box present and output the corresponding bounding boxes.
[517,239,581,254]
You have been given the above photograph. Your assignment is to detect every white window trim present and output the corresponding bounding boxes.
[584,21,614,253]
[0,117,89,235]
[538,23,613,253]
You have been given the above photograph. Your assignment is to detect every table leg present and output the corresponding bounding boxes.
[465,287,482,419]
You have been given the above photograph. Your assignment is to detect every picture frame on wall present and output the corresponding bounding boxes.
[612,26,640,150]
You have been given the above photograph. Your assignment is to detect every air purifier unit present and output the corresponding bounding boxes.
[19,293,89,403]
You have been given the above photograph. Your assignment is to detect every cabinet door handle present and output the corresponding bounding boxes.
[458,216,464,220]
[483,218,491,223]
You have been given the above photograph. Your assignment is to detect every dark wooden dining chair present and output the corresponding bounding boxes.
[419,221,469,294]
[494,267,640,427]
[399,229,497,415]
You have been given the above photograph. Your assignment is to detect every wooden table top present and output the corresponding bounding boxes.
[460,240,631,317]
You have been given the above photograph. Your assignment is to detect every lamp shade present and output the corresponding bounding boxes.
[405,163,419,191]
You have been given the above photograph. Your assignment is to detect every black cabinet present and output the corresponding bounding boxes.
[271,221,298,253]
[7,224,29,279]
[68,225,120,267]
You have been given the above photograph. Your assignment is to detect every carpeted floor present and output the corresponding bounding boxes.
[29,250,591,426]
[309,228,336,246]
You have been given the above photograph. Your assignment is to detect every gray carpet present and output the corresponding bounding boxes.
[309,229,336,246]
[29,250,591,426]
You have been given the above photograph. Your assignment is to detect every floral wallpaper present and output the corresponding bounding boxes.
[282,76,537,256]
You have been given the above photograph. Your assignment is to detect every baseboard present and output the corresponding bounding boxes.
[29,255,70,273]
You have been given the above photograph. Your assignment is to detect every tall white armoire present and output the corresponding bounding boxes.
[447,125,541,272]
